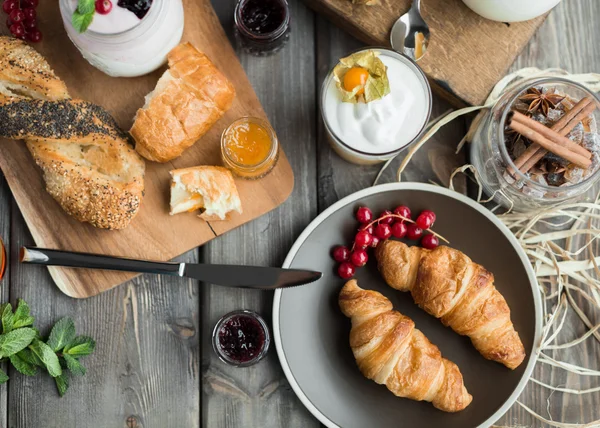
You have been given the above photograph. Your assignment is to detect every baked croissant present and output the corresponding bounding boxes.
[376,240,525,369]
[339,280,472,412]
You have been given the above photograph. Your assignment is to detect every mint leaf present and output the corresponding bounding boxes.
[55,373,69,397]
[13,299,34,329]
[1,303,14,334]
[0,328,36,358]
[10,353,37,376]
[17,349,44,367]
[47,317,76,352]
[63,355,86,376]
[64,336,95,357]
[76,0,95,14]
[72,11,94,33]
[29,340,61,378]
[0,369,7,384]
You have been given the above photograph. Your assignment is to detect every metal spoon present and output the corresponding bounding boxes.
[390,0,430,61]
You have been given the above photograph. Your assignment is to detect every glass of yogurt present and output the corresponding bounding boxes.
[59,0,184,77]
[321,48,432,165]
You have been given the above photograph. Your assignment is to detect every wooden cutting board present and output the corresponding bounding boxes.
[0,0,294,298]
[304,0,548,106]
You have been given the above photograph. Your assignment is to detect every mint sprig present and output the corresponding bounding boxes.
[72,0,96,33]
[0,300,96,397]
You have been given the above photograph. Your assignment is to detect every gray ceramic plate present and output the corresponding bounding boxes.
[273,183,542,428]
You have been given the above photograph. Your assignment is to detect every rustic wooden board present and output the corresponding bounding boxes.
[302,0,548,106]
[0,0,294,298]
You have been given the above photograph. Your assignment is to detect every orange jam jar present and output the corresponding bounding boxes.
[221,117,279,179]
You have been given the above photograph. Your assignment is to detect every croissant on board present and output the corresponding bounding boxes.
[376,240,526,370]
[339,280,472,412]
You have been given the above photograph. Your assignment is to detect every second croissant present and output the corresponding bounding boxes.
[376,240,526,370]
[339,280,472,412]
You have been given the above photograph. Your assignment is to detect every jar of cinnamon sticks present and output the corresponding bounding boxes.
[470,77,600,211]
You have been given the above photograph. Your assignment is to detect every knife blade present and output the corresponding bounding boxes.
[20,247,322,290]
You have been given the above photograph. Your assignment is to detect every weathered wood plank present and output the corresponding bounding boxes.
[7,214,200,427]
[499,1,600,425]
[201,1,320,427]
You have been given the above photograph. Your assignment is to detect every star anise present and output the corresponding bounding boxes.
[518,87,565,117]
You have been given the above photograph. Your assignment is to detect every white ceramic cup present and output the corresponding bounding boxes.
[462,0,561,22]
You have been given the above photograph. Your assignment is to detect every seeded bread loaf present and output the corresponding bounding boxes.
[0,36,145,230]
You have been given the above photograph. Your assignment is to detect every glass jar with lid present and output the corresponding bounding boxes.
[469,77,600,212]
[59,0,184,77]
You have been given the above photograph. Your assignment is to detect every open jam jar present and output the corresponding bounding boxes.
[234,0,290,55]
[221,117,279,179]
[212,310,270,367]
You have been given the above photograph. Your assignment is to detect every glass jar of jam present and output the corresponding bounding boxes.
[234,0,290,56]
[221,117,279,179]
[212,310,270,367]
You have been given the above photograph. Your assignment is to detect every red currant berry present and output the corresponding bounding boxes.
[375,223,392,240]
[332,245,350,262]
[9,22,24,38]
[23,18,35,30]
[21,0,38,8]
[378,210,394,225]
[6,17,13,28]
[355,230,372,248]
[370,235,380,248]
[26,29,41,42]
[95,0,113,14]
[22,7,35,20]
[416,213,434,230]
[355,206,373,224]
[9,9,24,24]
[393,205,411,221]
[338,262,355,279]
[421,234,439,250]
[391,222,407,239]
[360,224,374,235]
[350,249,368,267]
[2,0,17,14]
[423,210,436,224]
[406,223,423,240]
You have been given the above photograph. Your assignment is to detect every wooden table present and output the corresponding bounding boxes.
[0,0,597,426]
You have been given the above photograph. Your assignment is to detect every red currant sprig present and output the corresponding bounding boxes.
[331,206,449,279]
[2,0,42,42]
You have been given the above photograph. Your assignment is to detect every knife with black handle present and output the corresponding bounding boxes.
[20,247,322,290]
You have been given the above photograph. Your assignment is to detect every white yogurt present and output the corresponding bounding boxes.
[67,0,143,34]
[322,50,430,163]
[59,0,184,77]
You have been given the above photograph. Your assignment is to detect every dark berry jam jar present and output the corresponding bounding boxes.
[212,310,270,367]
[234,0,290,56]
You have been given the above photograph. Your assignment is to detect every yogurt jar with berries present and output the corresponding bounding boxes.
[59,0,184,77]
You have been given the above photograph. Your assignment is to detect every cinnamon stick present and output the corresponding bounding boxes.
[508,97,596,175]
[511,111,591,159]
[508,120,592,169]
